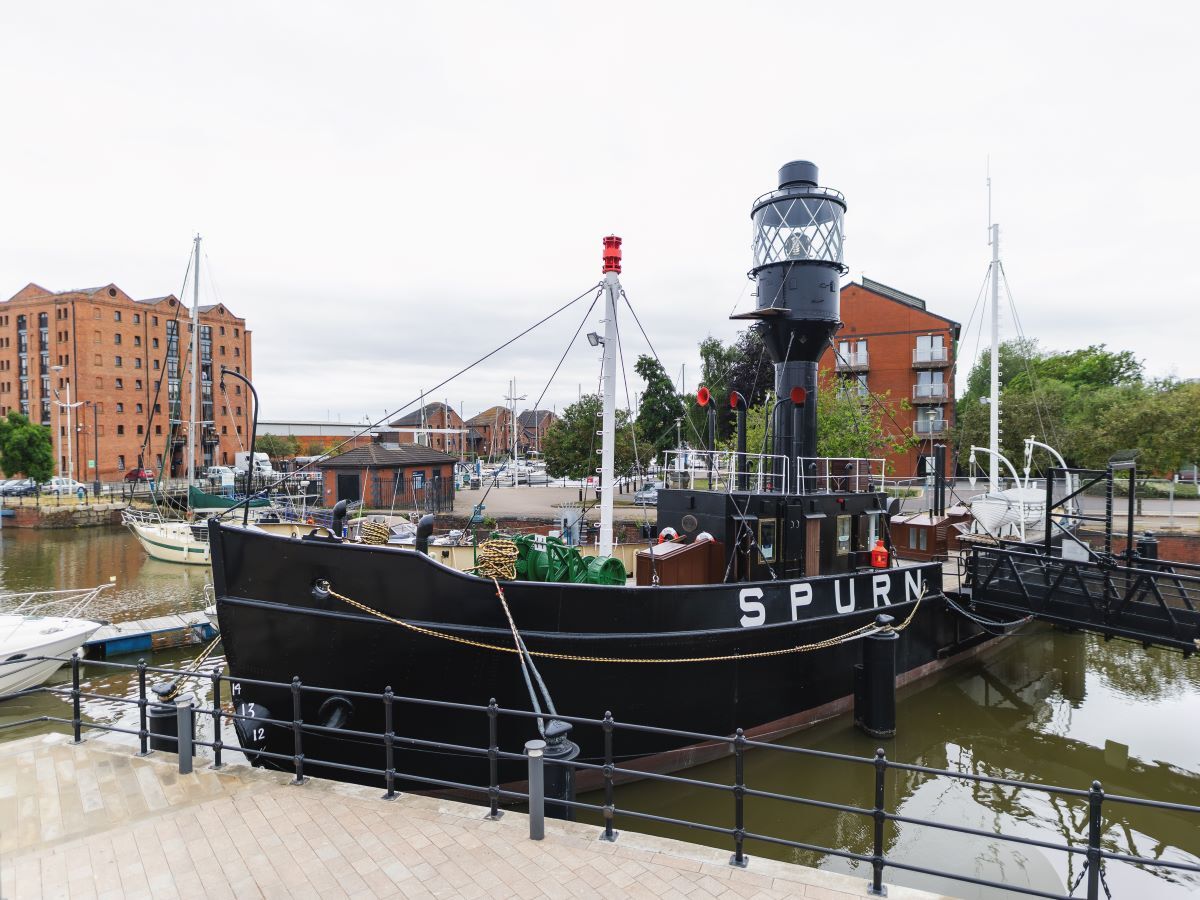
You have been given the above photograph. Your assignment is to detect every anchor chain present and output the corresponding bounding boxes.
[317,579,927,665]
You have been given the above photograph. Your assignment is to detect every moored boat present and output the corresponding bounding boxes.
[212,161,990,791]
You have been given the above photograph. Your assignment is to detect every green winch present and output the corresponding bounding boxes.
[510,533,626,585]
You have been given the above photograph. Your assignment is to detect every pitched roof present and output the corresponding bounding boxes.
[517,409,554,428]
[319,443,458,468]
[390,401,455,428]
[851,278,961,330]
[465,405,509,426]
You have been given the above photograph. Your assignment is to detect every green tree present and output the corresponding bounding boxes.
[0,412,54,482]
[301,439,335,457]
[742,373,916,466]
[726,327,774,410]
[542,394,638,479]
[634,354,685,459]
[255,434,300,460]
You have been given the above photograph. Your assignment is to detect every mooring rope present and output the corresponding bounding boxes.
[318,578,928,665]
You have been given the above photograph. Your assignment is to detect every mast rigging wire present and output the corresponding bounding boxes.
[215,281,604,521]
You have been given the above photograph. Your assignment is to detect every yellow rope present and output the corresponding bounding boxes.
[465,538,519,579]
[320,578,927,665]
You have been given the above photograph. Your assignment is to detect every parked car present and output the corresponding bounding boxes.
[124,468,155,483]
[633,481,665,506]
[5,478,39,496]
[204,465,235,483]
[42,477,88,496]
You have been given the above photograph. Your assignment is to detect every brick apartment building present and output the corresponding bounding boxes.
[388,402,466,455]
[818,278,959,476]
[0,283,252,481]
[465,405,510,458]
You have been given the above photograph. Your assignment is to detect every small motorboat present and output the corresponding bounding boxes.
[0,584,113,698]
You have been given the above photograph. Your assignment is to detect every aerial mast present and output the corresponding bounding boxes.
[188,234,201,484]
[598,236,622,557]
[988,222,1001,493]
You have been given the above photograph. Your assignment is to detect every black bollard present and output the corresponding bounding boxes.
[541,719,580,821]
[148,683,197,753]
[855,615,898,738]
[1136,531,1158,561]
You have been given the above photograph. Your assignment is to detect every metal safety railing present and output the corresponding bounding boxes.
[660,450,789,494]
[795,456,885,494]
[3,653,1199,900]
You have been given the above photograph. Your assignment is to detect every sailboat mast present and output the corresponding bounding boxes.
[988,223,1000,492]
[598,236,622,557]
[188,234,201,484]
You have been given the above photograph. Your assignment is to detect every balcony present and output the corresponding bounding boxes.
[202,427,219,445]
[912,346,949,368]
[835,350,870,372]
[912,383,949,403]
[914,417,949,436]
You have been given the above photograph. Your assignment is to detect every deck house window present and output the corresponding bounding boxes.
[758,520,776,562]
[836,515,852,555]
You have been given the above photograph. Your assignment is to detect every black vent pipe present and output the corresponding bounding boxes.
[731,392,747,491]
[415,514,436,554]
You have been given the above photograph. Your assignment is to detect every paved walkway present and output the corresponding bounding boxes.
[0,733,949,900]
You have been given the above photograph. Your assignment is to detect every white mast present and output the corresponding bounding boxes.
[988,223,1000,493]
[598,236,622,556]
[188,234,201,484]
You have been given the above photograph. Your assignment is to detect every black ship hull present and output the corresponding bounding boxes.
[211,523,984,791]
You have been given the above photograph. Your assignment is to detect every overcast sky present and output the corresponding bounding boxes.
[2,2,1197,429]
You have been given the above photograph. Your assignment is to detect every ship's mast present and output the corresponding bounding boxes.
[188,234,201,484]
[988,222,1000,493]
[598,236,622,557]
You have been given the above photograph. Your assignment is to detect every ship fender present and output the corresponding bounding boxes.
[233,699,273,767]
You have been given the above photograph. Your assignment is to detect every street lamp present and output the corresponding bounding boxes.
[51,365,83,483]
[84,401,100,497]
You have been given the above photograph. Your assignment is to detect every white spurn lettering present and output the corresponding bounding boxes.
[904,569,924,602]
[834,579,856,614]
[739,588,766,628]
[790,583,812,620]
[873,574,892,607]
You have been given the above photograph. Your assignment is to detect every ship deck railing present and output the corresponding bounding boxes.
[795,456,886,494]
[4,651,1197,900]
[660,450,790,494]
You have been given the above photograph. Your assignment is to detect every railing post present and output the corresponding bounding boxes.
[526,739,546,841]
[177,698,193,774]
[730,728,748,868]
[69,653,83,744]
[869,748,887,896]
[382,687,397,800]
[209,668,223,769]
[600,710,618,841]
[290,676,307,785]
[1086,780,1104,900]
[136,659,149,755]
[485,698,502,819]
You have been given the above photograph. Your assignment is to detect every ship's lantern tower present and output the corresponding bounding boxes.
[738,161,847,469]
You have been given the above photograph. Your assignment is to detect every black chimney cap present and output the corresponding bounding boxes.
[778,160,819,188]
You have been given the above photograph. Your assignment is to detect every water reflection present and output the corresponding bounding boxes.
[0,525,215,742]
[587,628,1200,898]
[0,525,207,621]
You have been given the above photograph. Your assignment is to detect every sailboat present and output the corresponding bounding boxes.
[124,236,279,565]
[208,161,989,791]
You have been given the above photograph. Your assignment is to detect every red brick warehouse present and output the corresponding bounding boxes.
[818,278,960,477]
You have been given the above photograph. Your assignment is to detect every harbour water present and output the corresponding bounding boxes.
[2,527,1197,897]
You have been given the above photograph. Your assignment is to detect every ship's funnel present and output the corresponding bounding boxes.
[734,160,847,468]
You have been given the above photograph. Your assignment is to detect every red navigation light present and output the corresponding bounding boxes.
[730,393,739,410]
[602,235,623,274]
[790,386,807,405]
[696,386,711,407]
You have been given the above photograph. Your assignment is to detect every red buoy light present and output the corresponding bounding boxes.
[790,386,807,405]
[696,386,711,407]
[602,235,623,274]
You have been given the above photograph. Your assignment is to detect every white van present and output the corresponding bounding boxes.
[234,451,274,476]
